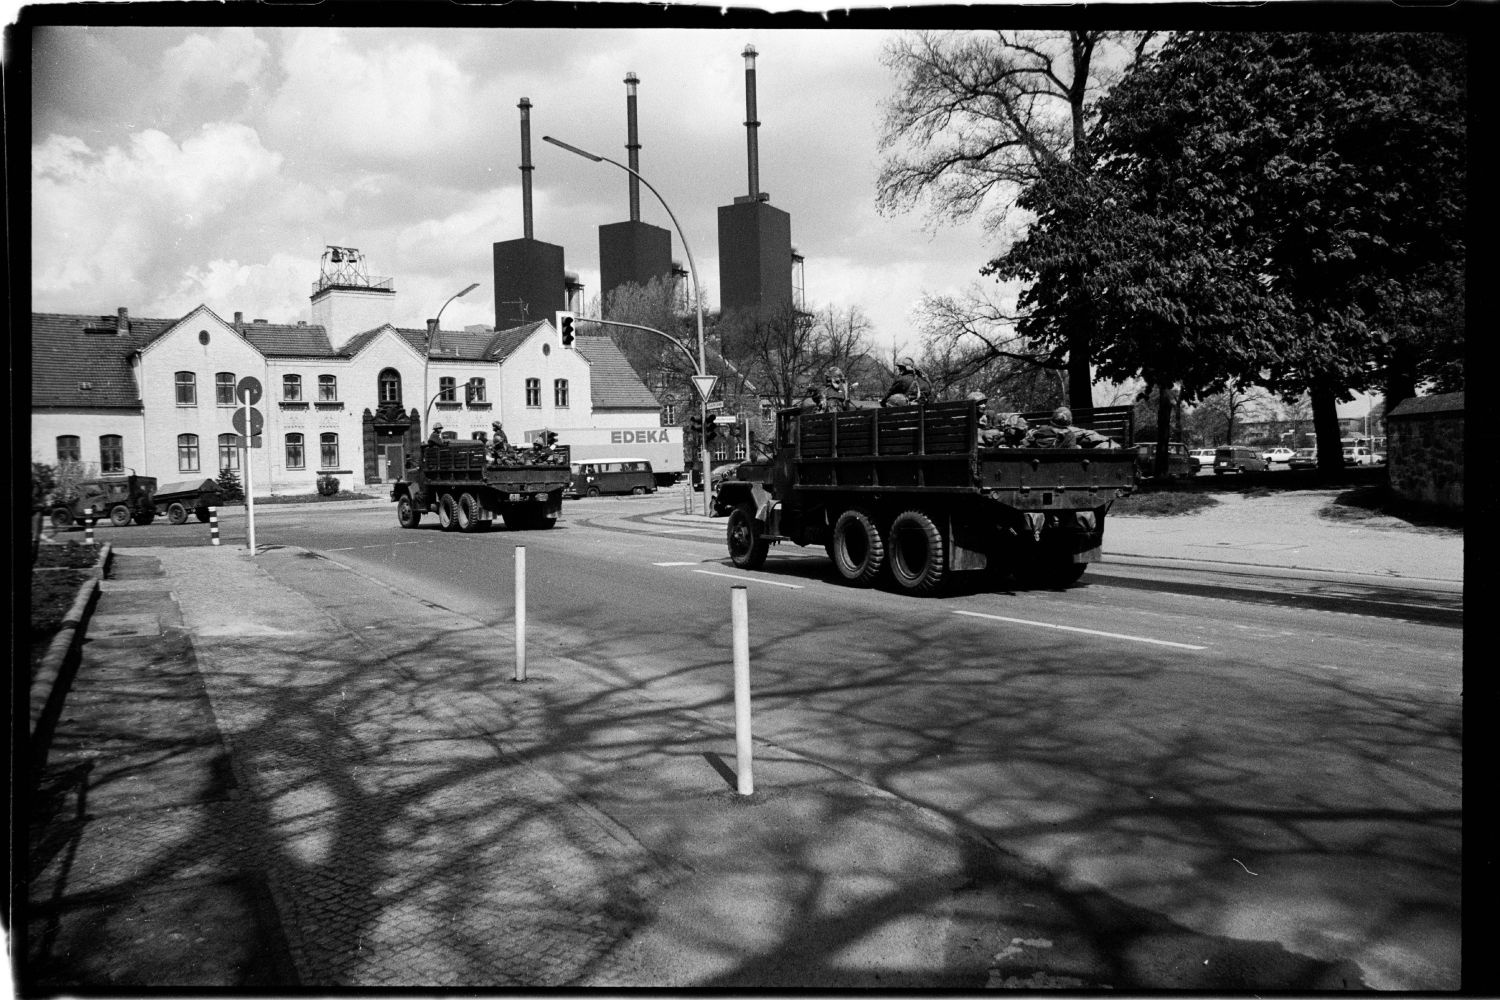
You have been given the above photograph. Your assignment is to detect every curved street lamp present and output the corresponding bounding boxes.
[432,282,480,334]
[542,134,713,515]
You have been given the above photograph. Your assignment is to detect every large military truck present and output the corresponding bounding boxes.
[47,473,158,528]
[391,440,572,532]
[713,401,1137,593]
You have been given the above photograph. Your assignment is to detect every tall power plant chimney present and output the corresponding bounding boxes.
[599,71,673,315]
[718,43,794,351]
[493,97,567,330]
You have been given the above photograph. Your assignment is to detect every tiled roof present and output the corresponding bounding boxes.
[31,312,176,409]
[484,322,546,364]
[1388,391,1464,418]
[236,321,333,357]
[575,333,661,409]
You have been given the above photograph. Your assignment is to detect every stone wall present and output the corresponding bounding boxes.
[1386,391,1464,512]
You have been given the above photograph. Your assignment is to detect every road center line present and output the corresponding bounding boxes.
[653,561,702,566]
[953,610,1207,650]
[693,569,804,589]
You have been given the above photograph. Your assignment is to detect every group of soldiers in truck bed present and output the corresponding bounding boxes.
[421,422,568,468]
[797,358,1121,451]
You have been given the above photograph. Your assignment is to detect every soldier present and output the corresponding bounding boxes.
[822,367,850,412]
[1024,407,1078,448]
[881,357,925,407]
[488,421,512,463]
[801,383,827,413]
[427,423,445,445]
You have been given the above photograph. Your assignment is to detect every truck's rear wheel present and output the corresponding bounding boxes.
[167,502,189,525]
[887,510,946,595]
[438,493,460,531]
[50,506,73,529]
[457,491,483,532]
[831,508,886,586]
[110,505,131,527]
[727,505,769,569]
[396,495,421,528]
[196,507,211,523]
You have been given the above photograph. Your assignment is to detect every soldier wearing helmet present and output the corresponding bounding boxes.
[882,357,927,407]
[822,367,849,412]
[427,423,445,445]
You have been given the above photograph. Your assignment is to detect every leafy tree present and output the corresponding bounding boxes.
[879,29,1158,409]
[725,302,877,408]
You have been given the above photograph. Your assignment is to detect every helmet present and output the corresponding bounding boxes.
[433,423,444,430]
[825,366,844,383]
[1050,407,1072,427]
[967,391,987,403]
[898,356,916,372]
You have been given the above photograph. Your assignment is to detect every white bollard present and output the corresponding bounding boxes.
[732,585,754,795]
[209,506,220,546]
[513,545,527,682]
[83,507,95,544]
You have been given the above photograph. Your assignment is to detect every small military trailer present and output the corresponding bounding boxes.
[47,473,158,528]
[714,400,1137,594]
[153,478,224,524]
[391,440,572,532]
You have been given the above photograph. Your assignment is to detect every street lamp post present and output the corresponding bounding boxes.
[542,134,713,516]
[432,282,480,334]
[424,283,481,439]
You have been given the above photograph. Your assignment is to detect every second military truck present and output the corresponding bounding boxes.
[391,439,571,532]
[713,400,1137,593]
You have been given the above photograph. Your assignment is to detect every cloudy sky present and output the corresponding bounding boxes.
[29,19,1011,359]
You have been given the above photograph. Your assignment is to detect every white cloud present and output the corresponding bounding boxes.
[159,26,269,106]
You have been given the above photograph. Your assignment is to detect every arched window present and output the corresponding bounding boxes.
[99,435,123,473]
[56,435,81,464]
[554,378,570,408]
[282,374,302,401]
[218,434,240,471]
[318,374,337,401]
[285,433,305,470]
[467,378,487,403]
[216,372,237,405]
[379,369,402,405]
[177,434,200,472]
[525,378,541,407]
[320,433,339,469]
[175,371,196,405]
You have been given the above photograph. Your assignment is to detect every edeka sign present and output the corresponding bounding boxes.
[610,429,671,445]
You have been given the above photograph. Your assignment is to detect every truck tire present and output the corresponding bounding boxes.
[196,507,211,523]
[110,505,132,527]
[631,486,646,495]
[831,508,886,587]
[396,495,421,528]
[457,492,483,532]
[133,509,155,525]
[727,505,769,569]
[438,493,460,531]
[586,486,601,498]
[887,509,946,595]
[167,502,189,525]
[50,506,74,529]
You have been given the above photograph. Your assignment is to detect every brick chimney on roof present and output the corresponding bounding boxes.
[115,307,129,335]
[234,311,243,326]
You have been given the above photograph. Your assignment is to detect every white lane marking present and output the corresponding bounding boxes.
[693,569,804,589]
[654,527,720,534]
[324,541,425,551]
[654,561,702,566]
[953,610,1207,650]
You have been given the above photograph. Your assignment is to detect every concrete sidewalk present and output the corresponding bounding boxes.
[23,489,1458,989]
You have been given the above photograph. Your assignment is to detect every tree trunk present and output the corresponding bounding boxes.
[1154,384,1173,478]
[1310,384,1344,471]
[1066,323,1094,410]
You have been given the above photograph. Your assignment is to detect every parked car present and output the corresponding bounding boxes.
[1135,441,1196,480]
[1287,448,1319,470]
[1189,448,1216,470]
[1262,446,1296,464]
[1213,446,1269,475]
[1343,446,1379,467]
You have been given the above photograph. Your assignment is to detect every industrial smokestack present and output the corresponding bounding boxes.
[625,73,642,222]
[518,97,535,240]
[742,45,760,200]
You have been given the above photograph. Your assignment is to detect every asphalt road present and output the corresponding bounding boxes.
[95,496,1462,988]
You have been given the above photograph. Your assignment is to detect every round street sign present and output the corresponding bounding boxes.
[231,406,265,436]
[236,376,263,405]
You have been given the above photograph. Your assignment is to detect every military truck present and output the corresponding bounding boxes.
[153,478,224,524]
[47,473,158,528]
[713,401,1136,593]
[391,439,572,532]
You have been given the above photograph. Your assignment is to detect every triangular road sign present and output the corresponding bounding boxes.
[691,375,719,400]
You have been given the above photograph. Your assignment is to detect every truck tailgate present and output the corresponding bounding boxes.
[977,449,1135,509]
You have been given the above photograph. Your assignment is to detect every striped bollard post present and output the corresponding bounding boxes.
[83,507,95,544]
[209,506,220,546]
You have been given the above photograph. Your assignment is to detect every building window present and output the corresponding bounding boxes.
[283,374,302,401]
[320,433,339,469]
[218,433,240,471]
[663,403,677,425]
[175,371,197,406]
[216,372,237,405]
[286,433,305,470]
[439,376,457,402]
[177,434,201,473]
[379,369,401,404]
[100,435,123,473]
[467,378,487,404]
[56,435,81,464]
[318,374,337,401]
[471,431,487,442]
[554,378,570,408]
[526,378,541,407]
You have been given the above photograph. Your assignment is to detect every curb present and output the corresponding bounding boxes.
[30,541,112,780]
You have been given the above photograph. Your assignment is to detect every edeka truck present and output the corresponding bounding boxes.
[391,439,571,532]
[551,425,684,487]
[714,400,1137,594]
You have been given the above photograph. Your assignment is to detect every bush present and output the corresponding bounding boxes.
[316,474,340,496]
[217,467,245,504]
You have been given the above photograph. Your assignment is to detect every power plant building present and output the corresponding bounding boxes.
[493,98,570,329]
[599,73,674,313]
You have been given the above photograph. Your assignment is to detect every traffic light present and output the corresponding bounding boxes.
[556,311,576,348]
[544,430,559,447]
[705,414,718,444]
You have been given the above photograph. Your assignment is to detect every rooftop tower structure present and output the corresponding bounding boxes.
[309,245,397,351]
[717,45,794,351]
[599,72,673,315]
[494,98,568,330]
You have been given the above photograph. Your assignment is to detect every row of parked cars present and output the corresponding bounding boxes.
[1141,442,1385,480]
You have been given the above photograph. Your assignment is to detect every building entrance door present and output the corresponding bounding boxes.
[383,444,405,481]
